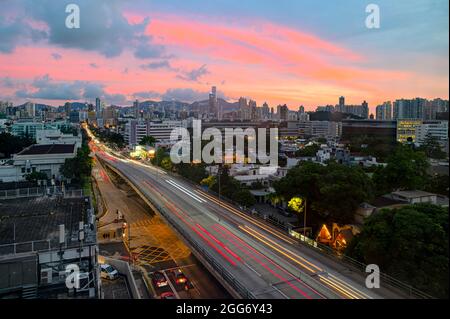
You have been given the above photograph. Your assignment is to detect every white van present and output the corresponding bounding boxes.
[100,264,119,280]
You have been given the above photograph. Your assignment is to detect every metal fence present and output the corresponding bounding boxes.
[105,163,257,299]
[0,239,51,256]
[0,187,84,200]
[107,161,434,299]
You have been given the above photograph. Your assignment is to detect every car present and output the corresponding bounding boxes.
[100,264,119,280]
[277,207,293,217]
[160,292,176,299]
[151,271,168,288]
[173,269,188,285]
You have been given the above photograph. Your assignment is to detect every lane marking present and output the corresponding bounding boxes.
[165,180,206,203]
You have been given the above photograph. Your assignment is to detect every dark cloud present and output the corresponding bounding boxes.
[140,60,173,70]
[133,91,161,99]
[1,77,16,88]
[161,88,208,102]
[89,63,99,68]
[2,0,168,59]
[14,74,126,104]
[0,15,47,53]
[51,53,62,60]
[176,64,209,82]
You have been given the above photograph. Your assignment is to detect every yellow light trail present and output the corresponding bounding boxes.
[196,189,296,245]
[240,225,370,299]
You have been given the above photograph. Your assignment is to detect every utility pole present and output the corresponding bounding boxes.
[303,198,307,238]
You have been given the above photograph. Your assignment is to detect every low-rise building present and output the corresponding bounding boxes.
[0,192,98,299]
[0,144,77,182]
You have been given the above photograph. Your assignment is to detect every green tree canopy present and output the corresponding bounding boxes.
[274,161,374,224]
[60,145,93,184]
[295,143,320,157]
[346,203,448,298]
[372,144,429,195]
[0,132,35,158]
[418,134,447,159]
[139,135,156,147]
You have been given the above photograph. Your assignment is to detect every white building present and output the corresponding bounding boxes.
[415,121,448,146]
[124,120,186,146]
[0,144,77,182]
[36,129,82,149]
[298,121,341,139]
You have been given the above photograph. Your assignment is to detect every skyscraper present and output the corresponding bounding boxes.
[95,97,101,118]
[238,97,248,120]
[209,86,219,119]
[362,100,369,119]
[393,98,426,120]
[338,96,345,112]
[261,102,270,119]
[133,100,139,119]
[376,102,392,120]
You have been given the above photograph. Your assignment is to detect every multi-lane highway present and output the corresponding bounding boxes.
[89,135,403,299]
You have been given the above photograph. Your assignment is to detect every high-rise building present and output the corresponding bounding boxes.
[376,102,392,120]
[361,101,369,119]
[25,101,35,118]
[133,100,139,119]
[95,97,101,117]
[249,100,257,120]
[393,98,426,120]
[238,97,249,120]
[277,104,289,121]
[338,96,345,112]
[64,102,72,119]
[209,86,219,119]
[261,102,270,119]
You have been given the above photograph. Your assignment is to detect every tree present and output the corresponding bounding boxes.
[274,161,374,224]
[139,135,156,147]
[418,134,447,159]
[151,148,167,166]
[0,132,35,158]
[60,145,93,184]
[346,204,448,298]
[174,163,208,184]
[372,144,429,195]
[295,144,320,157]
[160,156,173,171]
[231,189,256,207]
[200,175,216,189]
[424,174,449,196]
[25,171,48,182]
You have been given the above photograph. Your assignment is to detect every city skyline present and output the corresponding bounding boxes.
[0,0,448,112]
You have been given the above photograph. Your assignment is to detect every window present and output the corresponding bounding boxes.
[21,167,25,173]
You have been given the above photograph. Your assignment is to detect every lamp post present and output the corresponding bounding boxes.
[303,198,307,238]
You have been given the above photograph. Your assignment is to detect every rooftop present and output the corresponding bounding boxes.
[17,144,75,155]
[0,195,95,251]
[391,190,437,199]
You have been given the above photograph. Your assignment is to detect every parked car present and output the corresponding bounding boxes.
[100,264,119,280]
[151,271,168,288]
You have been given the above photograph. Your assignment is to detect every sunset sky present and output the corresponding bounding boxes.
[0,0,448,112]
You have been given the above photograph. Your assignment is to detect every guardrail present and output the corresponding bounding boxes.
[0,239,51,256]
[0,186,84,200]
[101,160,257,299]
[168,170,435,299]
[103,158,434,299]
